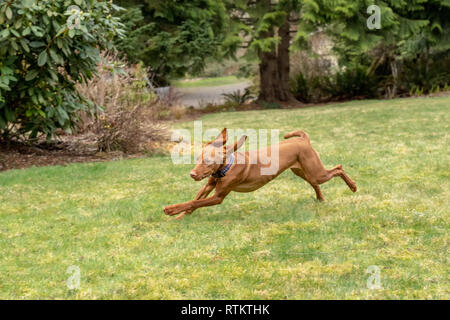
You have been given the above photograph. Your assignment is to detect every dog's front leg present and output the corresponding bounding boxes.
[175,178,217,220]
[164,177,216,218]
[164,190,230,217]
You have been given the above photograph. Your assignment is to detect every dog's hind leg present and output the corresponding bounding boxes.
[314,165,357,193]
[334,165,357,192]
[293,157,356,200]
[291,167,325,201]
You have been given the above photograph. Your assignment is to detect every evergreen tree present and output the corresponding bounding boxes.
[115,0,449,98]
[296,0,450,95]
[115,0,229,86]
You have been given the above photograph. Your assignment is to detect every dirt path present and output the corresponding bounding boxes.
[175,81,251,108]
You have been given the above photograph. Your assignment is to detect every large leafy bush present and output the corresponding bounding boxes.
[0,0,123,140]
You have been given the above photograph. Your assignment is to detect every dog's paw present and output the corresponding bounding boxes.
[349,184,357,193]
[164,205,182,216]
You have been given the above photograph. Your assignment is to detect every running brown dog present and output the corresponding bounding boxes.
[164,128,357,219]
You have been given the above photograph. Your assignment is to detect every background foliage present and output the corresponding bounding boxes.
[114,0,229,86]
[291,0,450,101]
[0,0,123,140]
[0,0,448,140]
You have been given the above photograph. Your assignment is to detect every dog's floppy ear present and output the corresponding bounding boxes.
[227,135,247,155]
[212,128,227,147]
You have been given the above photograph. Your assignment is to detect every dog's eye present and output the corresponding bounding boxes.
[204,159,214,165]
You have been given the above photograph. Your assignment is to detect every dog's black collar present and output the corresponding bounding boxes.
[212,154,234,178]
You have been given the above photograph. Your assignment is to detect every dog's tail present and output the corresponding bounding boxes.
[284,130,309,140]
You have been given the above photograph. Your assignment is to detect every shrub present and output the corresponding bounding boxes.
[169,106,187,120]
[327,66,379,100]
[290,49,337,103]
[76,53,169,153]
[291,73,314,103]
[222,88,254,106]
[0,0,124,140]
[291,65,380,103]
[400,51,450,95]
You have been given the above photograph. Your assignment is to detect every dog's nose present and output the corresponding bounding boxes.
[190,171,198,179]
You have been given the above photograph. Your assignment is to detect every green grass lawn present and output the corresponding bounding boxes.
[0,96,449,299]
[172,76,246,88]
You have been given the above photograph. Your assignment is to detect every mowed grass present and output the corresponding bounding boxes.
[171,76,246,88]
[0,97,449,299]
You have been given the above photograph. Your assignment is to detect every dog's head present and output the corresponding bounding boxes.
[190,128,247,181]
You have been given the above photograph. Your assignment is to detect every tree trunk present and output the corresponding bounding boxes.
[277,20,295,102]
[258,21,297,103]
[258,48,282,102]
